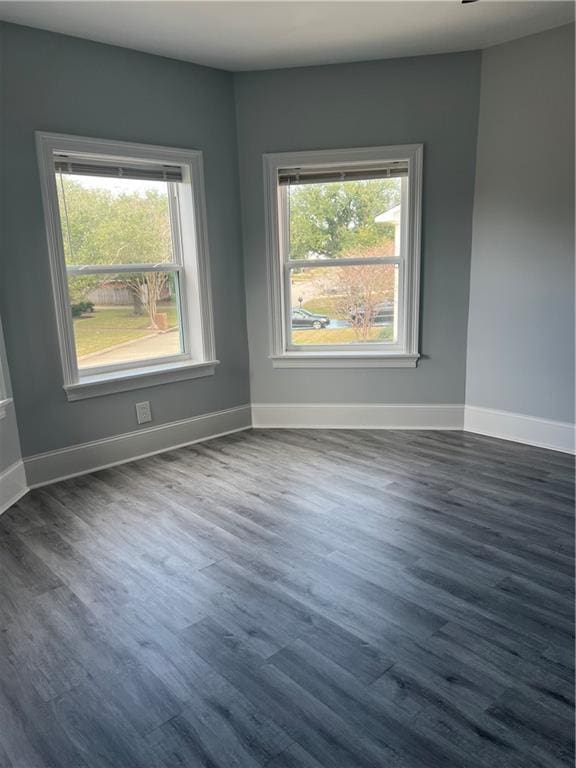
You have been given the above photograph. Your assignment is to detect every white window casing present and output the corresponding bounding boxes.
[36,132,217,400]
[0,317,12,419]
[263,144,423,368]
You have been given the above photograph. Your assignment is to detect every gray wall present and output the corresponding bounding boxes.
[0,23,250,458]
[466,24,575,423]
[0,25,22,474]
[234,52,481,405]
[1,20,572,463]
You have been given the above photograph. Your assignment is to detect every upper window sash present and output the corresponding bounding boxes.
[279,182,406,269]
[56,172,184,271]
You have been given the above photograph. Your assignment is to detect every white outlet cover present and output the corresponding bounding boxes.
[135,401,152,424]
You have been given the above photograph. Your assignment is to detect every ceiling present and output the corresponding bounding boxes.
[0,1,573,72]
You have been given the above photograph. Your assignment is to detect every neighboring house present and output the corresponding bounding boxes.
[375,204,401,257]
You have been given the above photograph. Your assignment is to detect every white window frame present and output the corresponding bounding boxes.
[263,144,423,368]
[0,316,12,419]
[36,132,217,400]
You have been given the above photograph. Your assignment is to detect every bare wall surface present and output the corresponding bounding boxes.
[466,24,575,423]
[0,23,250,457]
[234,51,481,405]
[1,20,572,462]
[0,25,22,473]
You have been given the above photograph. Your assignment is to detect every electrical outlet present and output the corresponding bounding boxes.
[135,401,152,424]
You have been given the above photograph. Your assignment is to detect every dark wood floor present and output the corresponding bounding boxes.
[0,429,573,768]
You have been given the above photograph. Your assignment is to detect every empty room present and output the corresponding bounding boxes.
[0,0,574,766]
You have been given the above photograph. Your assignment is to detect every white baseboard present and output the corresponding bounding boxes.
[15,402,573,492]
[0,460,28,515]
[464,405,575,455]
[251,403,464,430]
[24,404,252,488]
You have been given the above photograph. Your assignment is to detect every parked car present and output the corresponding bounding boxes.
[350,301,394,326]
[291,308,330,329]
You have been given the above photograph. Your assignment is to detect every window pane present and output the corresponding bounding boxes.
[290,264,398,346]
[288,177,403,261]
[56,173,176,266]
[68,272,184,370]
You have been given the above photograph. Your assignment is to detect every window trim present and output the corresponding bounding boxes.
[263,144,423,368]
[0,318,12,419]
[36,132,217,399]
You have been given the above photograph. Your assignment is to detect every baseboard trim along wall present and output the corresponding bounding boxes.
[251,403,465,430]
[12,401,574,497]
[464,405,575,455]
[24,404,252,488]
[0,460,28,515]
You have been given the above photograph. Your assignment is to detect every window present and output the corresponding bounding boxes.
[0,317,11,419]
[37,133,216,399]
[264,145,422,367]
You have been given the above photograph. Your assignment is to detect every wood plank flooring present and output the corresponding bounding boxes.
[0,428,573,768]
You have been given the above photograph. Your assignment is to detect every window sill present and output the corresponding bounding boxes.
[64,360,219,401]
[270,353,419,369]
[0,397,13,419]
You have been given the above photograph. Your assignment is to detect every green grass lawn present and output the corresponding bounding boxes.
[74,303,391,357]
[301,297,342,316]
[292,324,393,345]
[73,304,178,357]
